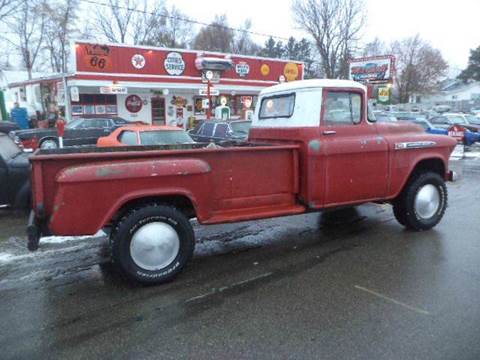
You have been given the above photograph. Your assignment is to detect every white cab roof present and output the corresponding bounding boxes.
[260,79,366,96]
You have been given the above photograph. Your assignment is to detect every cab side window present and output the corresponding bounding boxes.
[118,131,138,145]
[324,92,362,126]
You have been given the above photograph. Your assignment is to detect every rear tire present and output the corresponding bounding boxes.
[111,204,195,284]
[392,172,447,231]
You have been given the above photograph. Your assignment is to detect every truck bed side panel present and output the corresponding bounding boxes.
[31,145,301,236]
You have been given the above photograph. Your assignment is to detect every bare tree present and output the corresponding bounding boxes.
[292,0,365,79]
[0,0,20,22]
[362,37,387,57]
[193,14,234,53]
[4,0,47,78]
[43,0,78,73]
[391,35,448,103]
[92,0,163,44]
[138,5,192,48]
[232,19,260,56]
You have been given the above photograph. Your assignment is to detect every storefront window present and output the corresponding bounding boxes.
[73,94,118,116]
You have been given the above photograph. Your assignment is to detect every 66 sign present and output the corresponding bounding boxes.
[448,125,466,143]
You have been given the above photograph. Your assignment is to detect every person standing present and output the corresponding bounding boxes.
[10,102,29,129]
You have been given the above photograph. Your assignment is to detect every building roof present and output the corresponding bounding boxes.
[0,70,51,87]
[260,79,366,95]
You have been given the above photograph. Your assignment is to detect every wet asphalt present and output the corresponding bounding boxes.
[0,158,479,360]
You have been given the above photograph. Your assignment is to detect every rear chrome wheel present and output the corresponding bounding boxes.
[130,222,180,271]
[111,204,195,284]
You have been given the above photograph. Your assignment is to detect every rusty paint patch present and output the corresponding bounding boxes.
[309,139,321,152]
[96,167,126,178]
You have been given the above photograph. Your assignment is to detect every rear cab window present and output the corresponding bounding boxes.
[259,94,295,119]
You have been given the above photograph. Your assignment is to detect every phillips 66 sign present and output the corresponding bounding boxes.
[348,56,395,84]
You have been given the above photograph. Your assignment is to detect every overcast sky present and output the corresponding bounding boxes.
[171,0,479,74]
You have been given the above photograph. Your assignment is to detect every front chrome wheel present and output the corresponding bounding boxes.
[129,222,180,271]
[414,184,441,219]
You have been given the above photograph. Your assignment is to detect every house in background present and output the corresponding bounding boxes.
[414,79,480,112]
[0,70,51,120]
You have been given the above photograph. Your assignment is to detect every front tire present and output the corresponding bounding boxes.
[392,172,447,231]
[111,204,195,284]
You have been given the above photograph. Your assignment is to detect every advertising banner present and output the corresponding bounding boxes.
[349,56,394,84]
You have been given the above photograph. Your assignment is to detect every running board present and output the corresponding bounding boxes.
[203,204,306,224]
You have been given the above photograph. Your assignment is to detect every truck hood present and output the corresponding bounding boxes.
[375,121,425,135]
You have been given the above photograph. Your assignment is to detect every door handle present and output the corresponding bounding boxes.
[323,130,336,135]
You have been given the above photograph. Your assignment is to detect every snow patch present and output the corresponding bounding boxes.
[0,252,15,263]
[40,230,106,244]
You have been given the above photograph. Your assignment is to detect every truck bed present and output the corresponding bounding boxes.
[30,142,304,236]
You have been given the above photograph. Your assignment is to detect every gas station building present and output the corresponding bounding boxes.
[8,41,304,128]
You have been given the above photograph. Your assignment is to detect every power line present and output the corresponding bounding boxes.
[79,0,291,42]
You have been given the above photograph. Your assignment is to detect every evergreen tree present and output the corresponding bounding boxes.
[458,46,480,82]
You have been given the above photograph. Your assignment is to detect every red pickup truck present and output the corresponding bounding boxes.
[27,80,457,284]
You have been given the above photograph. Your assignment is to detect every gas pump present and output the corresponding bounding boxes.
[214,96,230,120]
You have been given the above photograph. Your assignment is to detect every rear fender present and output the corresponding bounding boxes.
[49,158,211,235]
[100,188,201,229]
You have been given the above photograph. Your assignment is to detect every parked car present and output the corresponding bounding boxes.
[0,133,30,209]
[27,79,457,284]
[429,113,480,132]
[188,120,251,143]
[374,113,397,122]
[422,115,480,145]
[0,121,20,134]
[10,117,129,150]
[392,112,427,121]
[468,115,480,125]
[97,125,195,147]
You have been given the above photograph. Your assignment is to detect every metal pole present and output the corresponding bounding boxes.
[62,75,71,123]
[207,79,212,120]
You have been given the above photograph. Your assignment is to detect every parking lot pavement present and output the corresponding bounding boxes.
[0,159,480,359]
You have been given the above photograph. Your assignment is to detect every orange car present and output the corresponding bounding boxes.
[97,124,195,147]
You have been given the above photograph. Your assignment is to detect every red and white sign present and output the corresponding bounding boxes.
[164,52,185,76]
[100,86,128,94]
[131,54,146,69]
[448,125,466,143]
[125,95,143,113]
[199,88,219,96]
[235,62,250,77]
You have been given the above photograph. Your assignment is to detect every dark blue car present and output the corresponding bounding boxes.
[412,119,480,146]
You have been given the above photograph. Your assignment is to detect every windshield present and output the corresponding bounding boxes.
[140,130,194,145]
[230,121,251,136]
[66,119,84,129]
[0,135,22,160]
[413,120,429,130]
[466,115,480,125]
[447,115,467,124]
